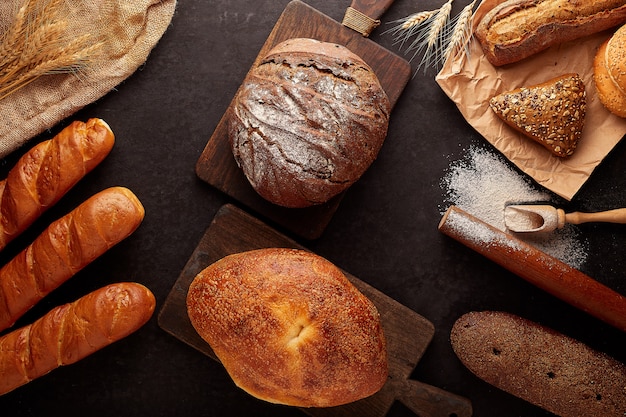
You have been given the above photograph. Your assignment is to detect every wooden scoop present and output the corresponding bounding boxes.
[504,204,626,233]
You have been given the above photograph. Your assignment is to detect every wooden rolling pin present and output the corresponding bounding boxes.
[438,205,626,333]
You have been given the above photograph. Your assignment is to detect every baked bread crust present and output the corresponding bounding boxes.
[228,38,390,208]
[451,311,626,417]
[186,248,388,408]
[489,73,587,157]
[595,38,626,117]
[475,0,626,66]
[607,22,626,92]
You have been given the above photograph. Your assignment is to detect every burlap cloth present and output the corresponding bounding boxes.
[0,0,176,158]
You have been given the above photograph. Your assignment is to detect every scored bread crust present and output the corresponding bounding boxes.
[186,248,388,408]
[475,0,626,66]
[451,311,626,416]
[0,282,155,396]
[228,38,391,208]
[489,73,586,157]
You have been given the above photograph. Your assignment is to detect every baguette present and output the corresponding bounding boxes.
[0,282,155,396]
[451,311,626,416]
[475,0,626,66]
[0,187,145,332]
[0,118,115,251]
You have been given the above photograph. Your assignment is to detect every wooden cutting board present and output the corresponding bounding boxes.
[158,204,472,417]
[195,0,412,240]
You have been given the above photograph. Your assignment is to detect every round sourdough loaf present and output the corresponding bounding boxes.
[186,248,388,408]
[228,38,391,208]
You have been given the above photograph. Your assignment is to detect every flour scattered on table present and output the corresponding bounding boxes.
[440,145,588,269]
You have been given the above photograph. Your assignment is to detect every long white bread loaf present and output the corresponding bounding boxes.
[0,282,155,396]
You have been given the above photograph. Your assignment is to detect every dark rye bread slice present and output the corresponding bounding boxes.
[489,73,587,157]
[450,311,626,416]
[228,38,391,208]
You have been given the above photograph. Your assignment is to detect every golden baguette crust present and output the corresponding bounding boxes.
[187,248,387,408]
[0,187,145,331]
[451,311,626,416]
[0,282,155,396]
[489,73,586,157]
[475,0,626,66]
[0,119,115,251]
[594,39,626,117]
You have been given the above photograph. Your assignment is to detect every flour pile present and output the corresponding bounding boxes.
[441,145,588,269]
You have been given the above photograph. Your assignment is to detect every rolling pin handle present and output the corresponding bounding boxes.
[565,207,626,226]
[343,0,396,36]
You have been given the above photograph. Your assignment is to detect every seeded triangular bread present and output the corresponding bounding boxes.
[489,74,587,157]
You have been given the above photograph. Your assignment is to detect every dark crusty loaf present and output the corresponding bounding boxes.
[489,73,587,157]
[228,38,391,208]
[186,248,388,408]
[451,311,626,416]
[475,0,626,66]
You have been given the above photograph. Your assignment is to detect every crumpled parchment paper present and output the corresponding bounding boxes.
[436,0,626,200]
[0,0,176,158]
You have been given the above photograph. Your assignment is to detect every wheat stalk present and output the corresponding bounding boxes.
[442,0,477,65]
[0,0,103,100]
[386,0,477,73]
[417,0,453,70]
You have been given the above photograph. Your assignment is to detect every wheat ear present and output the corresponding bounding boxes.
[442,0,477,65]
[0,0,102,100]
[415,0,454,71]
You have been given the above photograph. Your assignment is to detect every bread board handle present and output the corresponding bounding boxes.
[395,379,472,417]
[343,0,396,36]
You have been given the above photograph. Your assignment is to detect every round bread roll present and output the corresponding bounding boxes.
[595,39,626,118]
[228,38,391,208]
[186,248,388,408]
[606,23,626,94]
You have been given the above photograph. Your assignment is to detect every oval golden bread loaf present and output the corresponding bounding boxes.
[186,248,388,408]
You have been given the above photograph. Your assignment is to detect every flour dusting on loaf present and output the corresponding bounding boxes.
[229,38,390,208]
[475,0,626,66]
[186,248,388,408]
